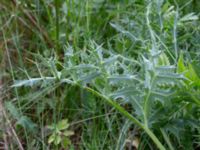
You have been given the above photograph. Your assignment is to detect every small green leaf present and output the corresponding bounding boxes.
[62,138,71,148]
[54,135,61,145]
[177,53,200,86]
[186,63,200,86]
[177,53,187,73]
[48,133,56,144]
[63,131,74,137]
[157,53,170,66]
[47,125,56,130]
[57,119,69,130]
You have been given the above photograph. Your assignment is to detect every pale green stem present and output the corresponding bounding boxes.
[84,86,166,150]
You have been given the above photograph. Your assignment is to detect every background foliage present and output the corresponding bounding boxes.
[0,0,200,149]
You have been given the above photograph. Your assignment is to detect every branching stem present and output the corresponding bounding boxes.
[84,86,166,150]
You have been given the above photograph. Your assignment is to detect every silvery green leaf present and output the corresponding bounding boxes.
[12,77,56,87]
[16,116,37,132]
[79,72,101,83]
[5,102,21,120]
[110,87,141,100]
[64,45,74,56]
[110,23,139,41]
[180,13,198,22]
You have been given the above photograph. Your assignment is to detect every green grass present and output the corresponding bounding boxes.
[0,0,200,149]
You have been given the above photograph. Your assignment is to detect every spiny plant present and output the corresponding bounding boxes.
[1,0,200,149]
[11,40,193,150]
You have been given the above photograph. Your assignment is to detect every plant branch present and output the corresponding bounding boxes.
[84,86,166,150]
